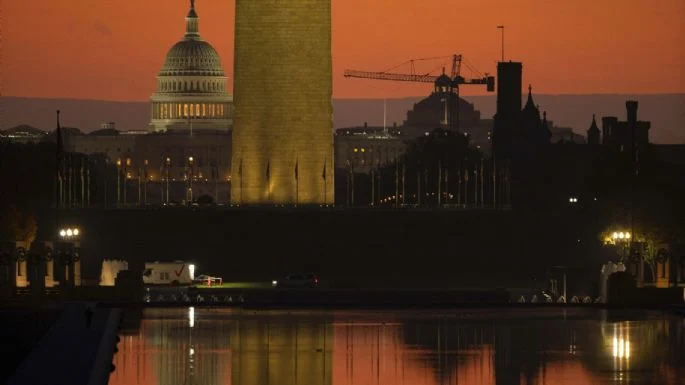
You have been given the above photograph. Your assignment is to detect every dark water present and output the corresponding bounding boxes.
[109,307,685,385]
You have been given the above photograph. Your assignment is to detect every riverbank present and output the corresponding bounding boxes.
[3,303,122,385]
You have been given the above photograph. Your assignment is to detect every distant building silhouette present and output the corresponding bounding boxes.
[601,101,651,148]
[587,114,601,145]
[492,61,523,159]
[520,86,552,146]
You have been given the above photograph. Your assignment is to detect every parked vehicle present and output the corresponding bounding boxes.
[272,273,319,288]
[142,261,195,286]
[193,274,223,286]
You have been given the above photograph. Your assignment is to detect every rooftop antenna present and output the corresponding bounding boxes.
[497,25,505,62]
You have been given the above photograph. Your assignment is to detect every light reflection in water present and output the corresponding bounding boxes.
[109,308,685,385]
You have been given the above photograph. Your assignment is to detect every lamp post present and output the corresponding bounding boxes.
[58,226,81,286]
[124,157,131,205]
[116,158,121,207]
[143,159,148,205]
[187,156,194,204]
[611,231,632,261]
[165,157,171,204]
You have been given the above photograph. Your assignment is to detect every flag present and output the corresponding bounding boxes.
[294,159,299,180]
[322,161,326,180]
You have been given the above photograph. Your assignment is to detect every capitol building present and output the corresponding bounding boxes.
[149,0,233,133]
[62,0,234,204]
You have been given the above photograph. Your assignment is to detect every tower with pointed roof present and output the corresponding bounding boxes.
[587,114,600,145]
[520,85,550,146]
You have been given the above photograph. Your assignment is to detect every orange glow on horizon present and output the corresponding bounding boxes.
[2,0,684,101]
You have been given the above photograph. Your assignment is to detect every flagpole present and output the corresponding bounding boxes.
[240,158,243,205]
[437,160,442,206]
[351,164,355,206]
[144,160,148,205]
[473,165,478,207]
[395,155,399,208]
[402,161,406,205]
[445,168,449,204]
[464,164,469,207]
[86,158,91,207]
[81,158,85,208]
[480,157,484,208]
[55,110,62,215]
[417,167,421,206]
[138,168,142,206]
[346,162,350,206]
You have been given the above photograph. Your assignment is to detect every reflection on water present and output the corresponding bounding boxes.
[109,308,685,385]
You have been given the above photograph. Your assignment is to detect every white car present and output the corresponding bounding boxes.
[193,274,222,286]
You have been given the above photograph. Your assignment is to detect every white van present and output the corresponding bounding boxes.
[142,261,195,286]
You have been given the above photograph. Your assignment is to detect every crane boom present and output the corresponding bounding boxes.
[343,70,437,83]
[343,54,495,91]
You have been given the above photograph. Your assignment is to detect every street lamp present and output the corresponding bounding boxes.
[610,230,632,261]
[187,156,194,204]
[165,157,171,204]
[116,158,122,207]
[124,158,131,204]
[58,227,81,239]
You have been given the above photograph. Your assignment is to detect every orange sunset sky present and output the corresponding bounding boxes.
[2,0,684,101]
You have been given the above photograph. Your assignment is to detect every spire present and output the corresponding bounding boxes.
[587,113,600,145]
[524,84,536,109]
[589,114,599,132]
[542,111,548,129]
[185,0,199,39]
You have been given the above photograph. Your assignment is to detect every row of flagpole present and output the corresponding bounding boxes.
[235,156,330,205]
[343,156,509,207]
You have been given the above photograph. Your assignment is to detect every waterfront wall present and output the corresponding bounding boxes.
[50,208,603,291]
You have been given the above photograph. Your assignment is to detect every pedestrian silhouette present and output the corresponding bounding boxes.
[85,306,94,329]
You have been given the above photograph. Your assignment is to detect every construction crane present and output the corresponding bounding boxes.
[344,54,495,131]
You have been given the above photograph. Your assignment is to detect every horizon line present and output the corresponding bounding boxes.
[2,92,685,104]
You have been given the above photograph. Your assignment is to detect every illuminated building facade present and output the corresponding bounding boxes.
[232,0,334,204]
[334,124,406,174]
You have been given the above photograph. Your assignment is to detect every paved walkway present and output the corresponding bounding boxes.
[7,303,122,385]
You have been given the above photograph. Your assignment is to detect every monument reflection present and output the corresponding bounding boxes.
[108,308,685,385]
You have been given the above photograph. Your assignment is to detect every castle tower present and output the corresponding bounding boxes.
[587,114,600,145]
[492,62,522,158]
[232,0,334,204]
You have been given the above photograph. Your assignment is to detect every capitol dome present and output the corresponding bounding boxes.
[149,0,233,133]
[160,40,225,77]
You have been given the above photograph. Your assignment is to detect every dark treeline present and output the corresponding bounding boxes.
[0,140,118,245]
